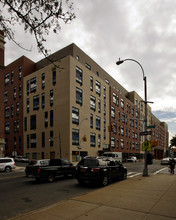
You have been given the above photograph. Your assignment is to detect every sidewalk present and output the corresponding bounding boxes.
[9,174,176,220]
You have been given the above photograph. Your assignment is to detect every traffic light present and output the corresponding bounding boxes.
[108,124,114,132]
[111,124,114,132]
[83,136,87,142]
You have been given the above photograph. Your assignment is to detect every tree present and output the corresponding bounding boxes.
[0,0,75,57]
[170,135,176,147]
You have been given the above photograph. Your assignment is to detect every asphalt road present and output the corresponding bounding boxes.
[0,160,168,220]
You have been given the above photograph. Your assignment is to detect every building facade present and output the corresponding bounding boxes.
[0,32,169,161]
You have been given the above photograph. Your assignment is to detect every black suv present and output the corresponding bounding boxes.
[75,157,127,187]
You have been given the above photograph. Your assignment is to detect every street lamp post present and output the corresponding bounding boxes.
[116,58,148,176]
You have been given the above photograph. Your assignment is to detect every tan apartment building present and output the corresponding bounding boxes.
[23,54,110,162]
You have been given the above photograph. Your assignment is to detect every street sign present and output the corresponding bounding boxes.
[147,125,156,129]
[142,140,152,151]
[140,131,152,136]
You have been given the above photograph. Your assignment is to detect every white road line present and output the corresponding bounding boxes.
[128,173,141,178]
[153,167,167,175]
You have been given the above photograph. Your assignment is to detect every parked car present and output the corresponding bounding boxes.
[75,156,127,187]
[25,159,50,177]
[126,156,137,163]
[0,157,16,172]
[26,158,75,182]
[161,157,170,165]
[15,156,30,163]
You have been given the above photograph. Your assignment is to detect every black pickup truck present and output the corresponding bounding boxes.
[25,158,75,182]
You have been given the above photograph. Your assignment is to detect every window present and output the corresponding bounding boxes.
[19,84,22,98]
[27,98,29,113]
[14,87,16,99]
[52,68,56,85]
[113,122,117,134]
[90,133,96,147]
[76,87,82,105]
[90,95,96,110]
[121,139,124,149]
[117,138,119,149]
[98,134,101,148]
[5,73,9,85]
[45,112,48,127]
[27,135,29,148]
[121,99,124,109]
[122,113,125,123]
[5,106,9,118]
[11,71,14,84]
[14,120,17,133]
[50,131,54,146]
[50,110,53,126]
[19,136,22,149]
[136,110,138,118]
[30,115,36,130]
[42,132,45,147]
[98,100,101,113]
[111,137,115,148]
[50,90,54,106]
[72,129,79,145]
[30,77,36,93]
[121,126,124,136]
[27,80,29,95]
[76,66,82,85]
[5,122,10,134]
[33,95,39,110]
[111,107,115,118]
[85,63,91,70]
[132,107,134,115]
[96,81,101,95]
[41,93,45,108]
[16,119,19,132]
[113,93,117,104]
[31,133,36,148]
[11,104,14,117]
[90,114,93,128]
[4,91,7,103]
[72,107,79,124]
[19,66,22,79]
[41,73,45,89]
[90,77,93,91]
[96,116,101,130]
[24,117,27,131]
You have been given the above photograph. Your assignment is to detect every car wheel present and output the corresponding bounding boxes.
[102,175,109,187]
[121,172,127,180]
[5,166,11,172]
[48,175,55,183]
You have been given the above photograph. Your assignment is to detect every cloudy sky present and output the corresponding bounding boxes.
[3,0,176,141]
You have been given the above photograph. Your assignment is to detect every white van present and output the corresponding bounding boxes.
[103,152,122,162]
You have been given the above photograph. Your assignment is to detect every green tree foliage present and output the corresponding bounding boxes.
[0,0,75,56]
[170,135,176,146]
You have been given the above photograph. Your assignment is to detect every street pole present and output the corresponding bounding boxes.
[143,76,148,176]
[116,58,148,176]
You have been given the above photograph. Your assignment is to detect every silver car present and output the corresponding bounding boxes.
[0,157,16,172]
